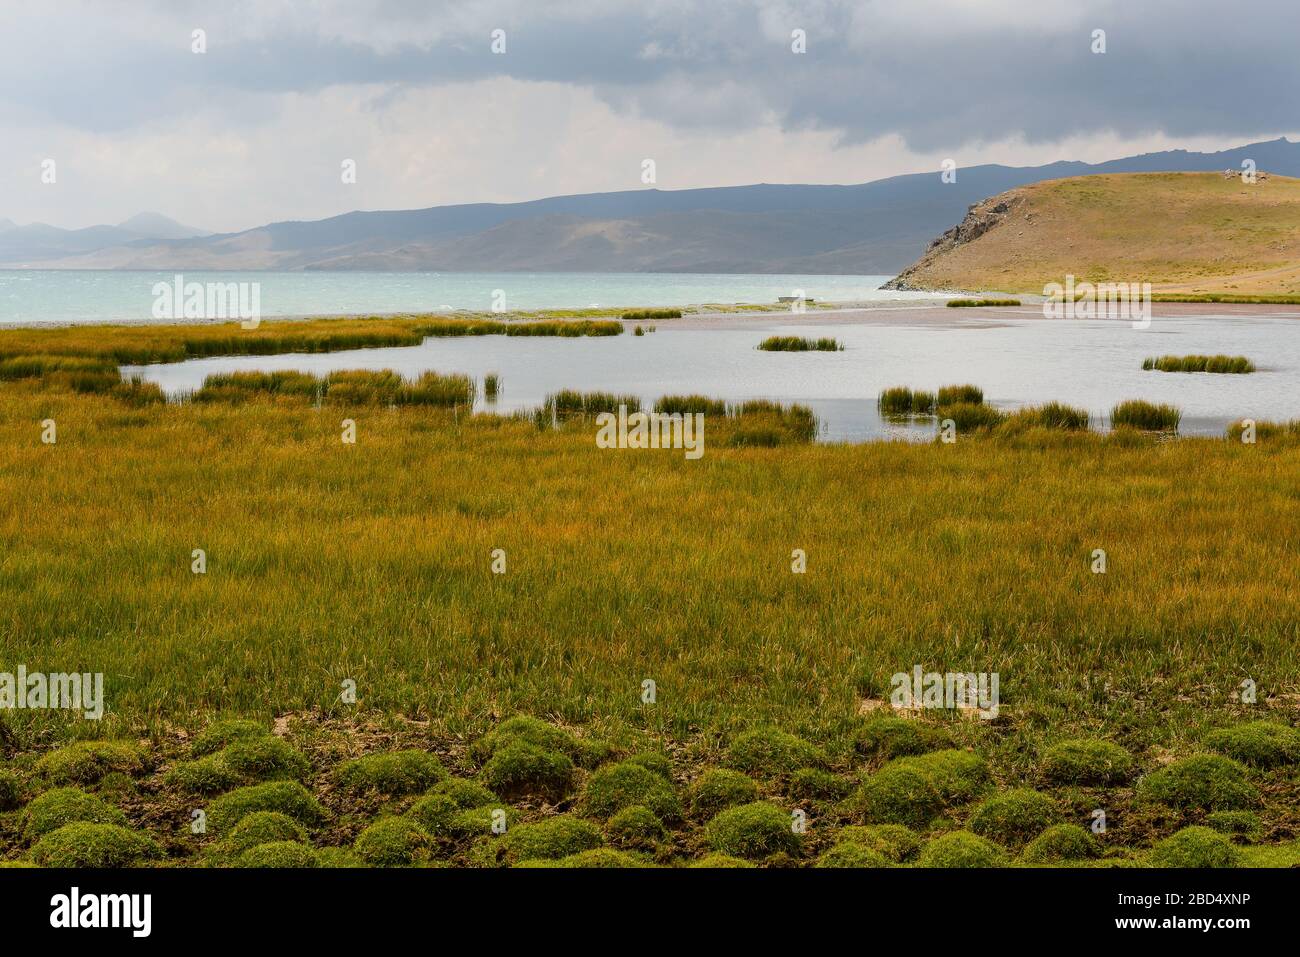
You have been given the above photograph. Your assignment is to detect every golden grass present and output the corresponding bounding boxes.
[2,380,1298,771]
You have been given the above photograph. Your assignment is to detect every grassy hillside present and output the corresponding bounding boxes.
[887,172,1300,295]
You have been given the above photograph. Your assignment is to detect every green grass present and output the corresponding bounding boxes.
[936,384,984,406]
[1152,294,1300,304]
[878,386,936,416]
[1111,400,1181,433]
[1143,355,1255,373]
[194,369,476,408]
[998,402,1091,432]
[654,395,728,416]
[621,309,682,321]
[757,336,843,352]
[946,299,1022,307]
[483,373,501,401]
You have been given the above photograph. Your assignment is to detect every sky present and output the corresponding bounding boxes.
[2,0,1297,234]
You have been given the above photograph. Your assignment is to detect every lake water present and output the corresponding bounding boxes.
[0,270,931,325]
[124,307,1300,442]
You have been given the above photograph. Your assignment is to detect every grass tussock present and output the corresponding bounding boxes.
[936,384,984,406]
[1111,399,1181,433]
[483,373,501,401]
[946,298,1022,307]
[998,402,1091,432]
[939,401,1006,433]
[1152,293,1300,305]
[654,395,728,416]
[757,336,844,352]
[621,309,682,321]
[1226,418,1300,442]
[1143,355,1255,374]
[194,369,475,408]
[878,387,936,416]
[542,390,642,421]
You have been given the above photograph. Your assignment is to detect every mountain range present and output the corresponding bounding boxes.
[4,138,1298,274]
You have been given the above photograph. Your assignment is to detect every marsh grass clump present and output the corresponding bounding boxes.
[352,817,433,867]
[580,762,680,820]
[757,335,843,352]
[1021,824,1100,863]
[31,822,161,867]
[1201,721,1300,768]
[915,830,1007,868]
[1226,418,1300,442]
[705,801,801,859]
[237,841,319,868]
[726,728,824,776]
[480,741,575,802]
[208,781,327,833]
[936,384,984,406]
[1148,826,1241,868]
[606,805,667,850]
[688,769,759,820]
[544,390,642,420]
[878,386,936,416]
[938,401,1006,432]
[1143,354,1255,374]
[968,789,1059,847]
[195,369,476,409]
[335,749,446,796]
[219,811,307,857]
[35,740,142,786]
[498,816,603,863]
[1111,399,1180,433]
[999,402,1091,432]
[655,394,728,416]
[855,717,953,761]
[726,400,819,446]
[621,308,681,321]
[23,787,127,840]
[483,372,501,401]
[1136,754,1257,811]
[946,298,1021,307]
[192,720,269,757]
[1041,738,1135,786]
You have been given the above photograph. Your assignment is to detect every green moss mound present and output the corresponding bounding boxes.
[1205,810,1263,842]
[1202,721,1300,768]
[836,824,921,863]
[352,816,433,866]
[705,801,801,860]
[35,741,143,786]
[852,765,942,829]
[969,789,1058,847]
[166,755,238,795]
[623,752,673,779]
[31,822,160,867]
[1022,824,1101,863]
[480,741,574,802]
[916,831,1008,868]
[855,717,953,760]
[23,787,127,840]
[688,769,759,820]
[892,749,990,804]
[1136,755,1257,811]
[192,719,269,757]
[580,762,680,820]
[1148,826,1242,868]
[499,816,603,863]
[472,715,608,768]
[1240,840,1300,868]
[220,811,307,856]
[816,841,891,868]
[606,805,667,850]
[428,777,499,809]
[689,852,756,868]
[0,768,24,811]
[726,728,824,775]
[237,841,319,868]
[220,737,310,781]
[316,847,366,868]
[1041,738,1135,786]
[208,781,327,833]
[520,848,648,868]
[787,767,852,802]
[335,749,446,796]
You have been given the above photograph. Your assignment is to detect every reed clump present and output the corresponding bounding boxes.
[757,336,843,352]
[1142,355,1255,374]
[621,309,682,321]
[1111,400,1181,433]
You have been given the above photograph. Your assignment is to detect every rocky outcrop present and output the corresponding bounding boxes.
[881,192,1023,290]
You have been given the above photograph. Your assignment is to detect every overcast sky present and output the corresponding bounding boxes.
[2,0,1297,233]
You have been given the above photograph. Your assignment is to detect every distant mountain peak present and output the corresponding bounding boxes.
[117,212,209,239]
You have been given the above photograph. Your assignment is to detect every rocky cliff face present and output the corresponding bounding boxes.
[881,191,1024,290]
